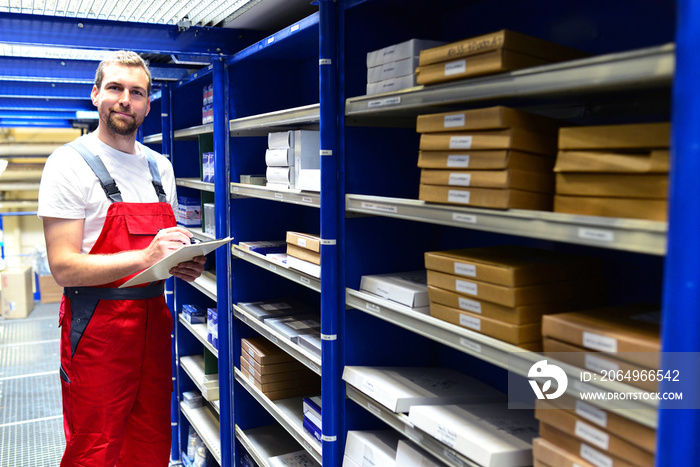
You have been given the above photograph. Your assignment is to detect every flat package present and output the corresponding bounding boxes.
[240,364,319,393]
[407,403,538,467]
[343,430,402,467]
[268,450,319,467]
[555,173,668,199]
[244,357,307,377]
[539,423,638,467]
[241,337,296,366]
[395,440,442,467]
[419,128,558,155]
[558,122,670,150]
[366,74,418,95]
[182,304,206,324]
[263,314,322,342]
[240,356,316,385]
[554,150,669,173]
[237,240,288,255]
[367,56,420,83]
[359,270,429,308]
[298,331,322,358]
[419,184,553,210]
[416,106,560,133]
[418,150,554,171]
[342,366,504,413]
[287,256,321,278]
[287,243,321,265]
[533,437,602,467]
[420,168,553,193]
[286,231,321,252]
[366,38,445,67]
[238,297,313,321]
[554,195,667,221]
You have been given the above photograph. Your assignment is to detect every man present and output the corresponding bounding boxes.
[38,50,206,466]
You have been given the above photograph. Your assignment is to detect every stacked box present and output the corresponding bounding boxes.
[365,38,444,96]
[265,130,320,191]
[417,106,559,210]
[344,430,402,467]
[182,304,206,324]
[424,245,603,349]
[237,240,288,256]
[359,270,429,313]
[554,122,670,221]
[238,297,313,321]
[286,231,321,278]
[177,196,201,227]
[263,313,321,343]
[203,203,215,236]
[416,29,586,86]
[266,131,295,190]
[201,151,215,183]
[207,307,218,349]
[240,337,320,400]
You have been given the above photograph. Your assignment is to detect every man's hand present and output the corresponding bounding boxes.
[170,256,207,282]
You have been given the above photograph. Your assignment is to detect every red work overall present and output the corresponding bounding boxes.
[58,141,175,466]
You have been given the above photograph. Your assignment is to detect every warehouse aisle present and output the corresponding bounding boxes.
[0,302,65,466]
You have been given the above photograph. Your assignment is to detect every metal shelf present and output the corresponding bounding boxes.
[346,384,480,467]
[346,194,667,255]
[180,401,221,465]
[143,133,162,144]
[176,178,215,193]
[188,228,217,243]
[345,44,674,123]
[229,103,320,137]
[231,183,320,208]
[179,314,218,358]
[191,271,217,301]
[180,355,219,405]
[232,245,321,292]
[233,304,322,375]
[234,368,323,464]
[235,424,316,467]
[345,288,658,429]
[174,123,215,140]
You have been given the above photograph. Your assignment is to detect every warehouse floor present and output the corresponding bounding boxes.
[0,302,64,466]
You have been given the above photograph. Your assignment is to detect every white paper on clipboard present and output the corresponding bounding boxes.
[119,236,233,288]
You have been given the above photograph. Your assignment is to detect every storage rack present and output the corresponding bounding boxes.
[2,1,700,466]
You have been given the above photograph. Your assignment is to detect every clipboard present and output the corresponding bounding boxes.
[119,236,233,288]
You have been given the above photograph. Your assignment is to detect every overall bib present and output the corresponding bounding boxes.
[58,141,175,466]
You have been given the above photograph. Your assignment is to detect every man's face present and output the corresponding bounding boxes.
[91,64,150,136]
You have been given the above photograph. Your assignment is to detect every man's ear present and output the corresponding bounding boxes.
[91,85,99,107]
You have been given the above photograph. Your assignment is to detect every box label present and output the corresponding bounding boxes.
[449,136,473,149]
[454,262,477,277]
[459,314,481,331]
[580,443,613,467]
[455,279,477,296]
[447,154,470,168]
[575,420,610,450]
[448,173,472,186]
[444,59,467,77]
[576,400,608,428]
[444,114,466,128]
[458,297,481,314]
[448,190,471,204]
[584,353,619,374]
[436,424,458,448]
[297,237,307,248]
[261,302,293,311]
[583,332,618,352]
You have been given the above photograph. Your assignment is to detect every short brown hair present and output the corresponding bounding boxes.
[94,50,152,95]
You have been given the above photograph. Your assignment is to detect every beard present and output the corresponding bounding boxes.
[105,107,142,136]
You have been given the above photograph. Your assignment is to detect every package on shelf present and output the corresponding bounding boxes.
[177,196,201,227]
[416,29,587,86]
[416,106,561,134]
[554,195,668,221]
[239,174,267,185]
[263,313,322,343]
[539,423,638,467]
[418,149,555,172]
[359,270,430,310]
[342,366,504,413]
[242,353,307,377]
[203,203,215,237]
[420,168,554,193]
[555,173,668,199]
[286,232,322,277]
[344,430,403,467]
[266,166,294,189]
[395,439,443,467]
[268,450,319,467]
[558,122,670,151]
[286,255,321,278]
[238,240,287,255]
[554,149,670,173]
[419,185,553,210]
[533,437,601,467]
[366,74,418,96]
[1,266,34,319]
[408,403,538,467]
[303,396,322,430]
[297,331,322,358]
[268,130,294,149]
[182,304,206,324]
[240,356,316,385]
[286,231,321,252]
[206,308,218,348]
[201,151,215,183]
[267,253,288,266]
[241,337,297,366]
[287,243,320,265]
[541,305,661,368]
[366,38,445,68]
[368,56,420,84]
[419,127,558,155]
[265,147,294,166]
[238,297,313,321]
[240,359,320,394]
[303,417,322,442]
[294,130,321,192]
[182,390,202,409]
[202,103,213,124]
[186,425,201,463]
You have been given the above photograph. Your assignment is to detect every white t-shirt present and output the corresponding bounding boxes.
[38,132,178,254]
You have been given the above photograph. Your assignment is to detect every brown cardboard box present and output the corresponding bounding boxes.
[558,123,670,150]
[555,173,668,199]
[39,274,62,304]
[430,302,541,345]
[421,168,553,193]
[243,355,307,376]
[554,150,669,173]
[419,128,557,155]
[416,106,560,133]
[418,29,587,67]
[417,150,555,171]
[535,404,654,466]
[554,195,667,221]
[424,245,598,287]
[1,266,34,319]
[533,437,599,467]
[240,366,319,401]
[241,337,296,366]
[419,184,553,210]
[286,243,321,265]
[539,423,638,467]
[285,232,321,252]
[426,269,602,307]
[240,356,316,384]
[541,306,661,368]
[533,460,551,467]
[240,365,320,393]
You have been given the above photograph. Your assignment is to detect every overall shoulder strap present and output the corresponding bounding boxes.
[141,145,168,203]
[66,140,123,203]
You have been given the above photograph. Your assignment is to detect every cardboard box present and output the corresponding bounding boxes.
[424,245,598,287]
[416,106,560,133]
[419,128,557,155]
[418,150,555,171]
[344,430,401,467]
[421,168,553,193]
[418,29,586,67]
[359,271,429,308]
[366,74,419,95]
[419,184,553,210]
[342,366,504,413]
[293,130,320,189]
[558,122,670,150]
[286,255,321,278]
[367,38,445,67]
[298,331,322,358]
[39,274,62,304]
[265,148,294,166]
[407,403,538,467]
[535,402,654,466]
[240,356,316,385]
[554,195,668,221]
[541,306,661,368]
[268,130,293,149]
[263,314,321,342]
[244,356,307,376]
[367,56,420,83]
[287,243,321,265]
[238,298,312,321]
[286,232,321,252]
[554,150,669,173]
[533,437,599,467]
[430,302,541,345]
[241,337,296,366]
[539,423,639,467]
[555,173,668,199]
[1,266,34,319]
[426,270,602,308]
[240,365,320,393]
[395,440,442,467]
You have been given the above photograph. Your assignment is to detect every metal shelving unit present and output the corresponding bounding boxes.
[180,355,220,405]
[231,183,321,208]
[179,314,218,358]
[229,103,320,137]
[235,425,315,467]
[180,402,222,465]
[232,245,322,292]
[176,178,215,193]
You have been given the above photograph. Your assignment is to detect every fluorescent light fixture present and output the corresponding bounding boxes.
[75,111,99,120]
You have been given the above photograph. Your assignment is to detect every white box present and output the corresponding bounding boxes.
[298,331,322,358]
[268,130,294,149]
[344,430,401,467]
[287,255,321,278]
[263,314,321,342]
[303,395,322,428]
[266,166,294,186]
[293,130,320,191]
[395,440,442,467]
[268,450,318,467]
[408,403,538,467]
[366,74,419,96]
[342,455,361,467]
[360,271,429,309]
[238,298,312,321]
[240,174,266,185]
[297,169,321,192]
[366,39,445,67]
[342,366,504,413]
[367,56,420,83]
[266,148,294,166]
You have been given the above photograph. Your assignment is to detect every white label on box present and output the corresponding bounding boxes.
[458,297,482,313]
[448,173,472,186]
[248,373,255,384]
[452,213,477,224]
[289,319,318,330]
[360,379,377,396]
[448,190,470,204]
[360,201,398,213]
[249,356,255,367]
[575,420,610,450]
[574,464,585,467]
[297,237,307,248]
[445,59,467,76]
[447,154,470,168]
[449,136,473,149]
[248,366,257,377]
[455,279,477,296]
[576,400,608,428]
[436,424,458,448]
[584,353,619,374]
[362,446,375,467]
[367,96,401,108]
[454,262,477,277]
[583,332,618,352]
[261,302,293,311]
[366,302,380,313]
[459,314,481,331]
[444,114,465,128]
[580,444,613,467]
[578,227,615,243]
[460,338,482,353]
